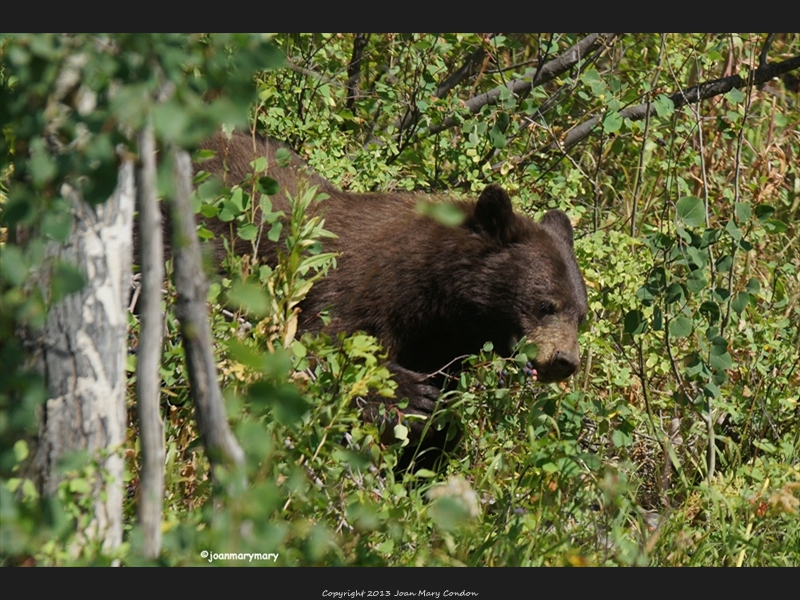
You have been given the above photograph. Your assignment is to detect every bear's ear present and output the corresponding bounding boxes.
[473,184,515,244]
[541,209,575,248]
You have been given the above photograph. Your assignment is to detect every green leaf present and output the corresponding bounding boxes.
[69,478,91,494]
[153,99,192,145]
[299,252,336,273]
[700,227,722,248]
[41,208,72,243]
[275,148,292,168]
[699,301,721,324]
[194,148,217,162]
[581,68,601,85]
[763,219,788,234]
[611,421,634,447]
[734,202,751,223]
[229,187,246,212]
[684,352,706,378]
[712,287,730,303]
[50,262,86,303]
[724,220,741,242]
[393,424,409,443]
[258,176,279,196]
[13,440,29,462]
[726,88,745,103]
[716,253,733,273]
[250,156,268,174]
[376,539,395,556]
[603,111,623,133]
[669,316,693,339]
[291,340,307,359]
[676,196,705,228]
[414,469,437,479]
[753,439,778,454]
[665,283,685,305]
[709,351,733,371]
[731,291,750,314]
[709,336,733,370]
[199,202,220,218]
[267,221,283,242]
[686,246,707,269]
[248,381,308,426]
[227,280,270,317]
[28,137,57,188]
[488,126,507,149]
[624,310,647,336]
[686,269,707,293]
[746,278,760,294]
[652,305,663,331]
[514,340,538,364]
[654,94,674,118]
[416,201,465,227]
[0,245,28,286]
[754,204,775,221]
[636,284,655,304]
[237,223,258,241]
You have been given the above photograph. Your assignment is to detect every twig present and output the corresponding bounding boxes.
[759,34,776,69]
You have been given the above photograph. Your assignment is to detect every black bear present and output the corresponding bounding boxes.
[197,131,588,459]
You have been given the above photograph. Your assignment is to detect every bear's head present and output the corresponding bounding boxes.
[466,184,588,383]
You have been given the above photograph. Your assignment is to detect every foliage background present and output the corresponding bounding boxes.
[1,33,798,567]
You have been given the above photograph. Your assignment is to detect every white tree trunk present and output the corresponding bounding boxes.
[33,160,135,554]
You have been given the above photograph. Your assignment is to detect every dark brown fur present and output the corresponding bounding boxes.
[197,132,588,458]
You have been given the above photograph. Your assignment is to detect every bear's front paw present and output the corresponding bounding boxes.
[390,364,441,418]
[354,363,443,445]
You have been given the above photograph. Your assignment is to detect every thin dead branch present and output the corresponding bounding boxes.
[346,33,370,112]
[168,148,245,472]
[135,122,165,560]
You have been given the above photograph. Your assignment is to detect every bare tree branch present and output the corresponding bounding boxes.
[435,38,495,99]
[135,123,165,560]
[168,148,245,472]
[427,33,619,136]
[553,53,800,152]
[346,33,370,112]
[669,54,800,108]
[759,34,776,68]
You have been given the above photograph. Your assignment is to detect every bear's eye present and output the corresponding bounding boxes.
[539,301,557,316]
